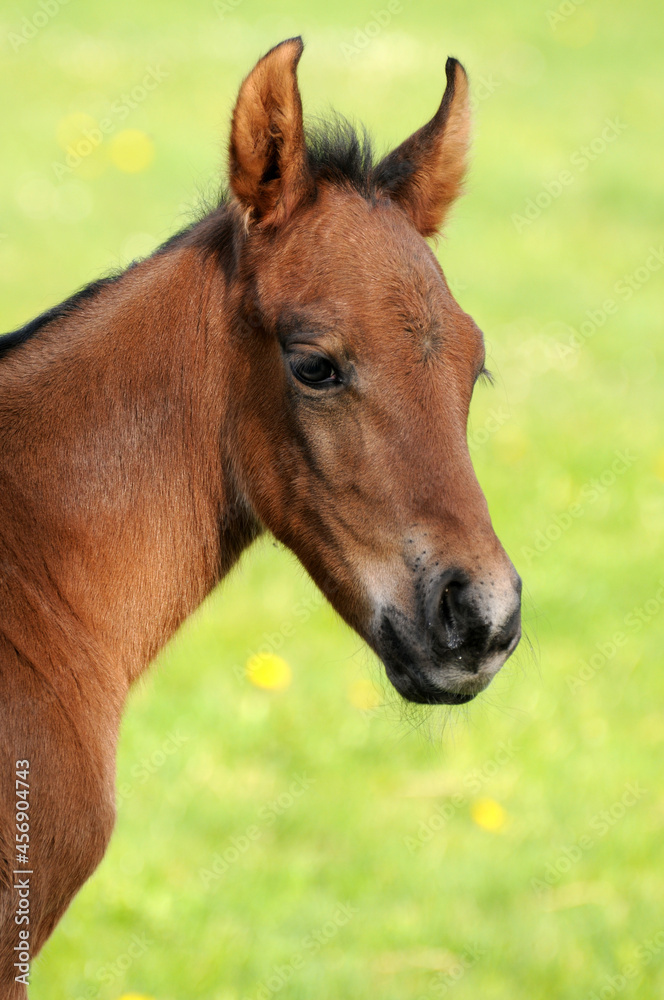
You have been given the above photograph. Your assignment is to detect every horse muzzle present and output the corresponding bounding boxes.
[372,567,522,705]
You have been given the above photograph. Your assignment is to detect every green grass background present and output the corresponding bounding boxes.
[2,0,663,997]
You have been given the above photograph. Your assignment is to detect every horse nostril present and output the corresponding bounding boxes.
[496,606,521,654]
[430,568,520,665]
[439,579,469,650]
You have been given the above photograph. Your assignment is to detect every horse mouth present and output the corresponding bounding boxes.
[374,611,508,706]
[392,675,477,705]
[382,656,484,705]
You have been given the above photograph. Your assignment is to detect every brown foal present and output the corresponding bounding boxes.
[0,38,521,994]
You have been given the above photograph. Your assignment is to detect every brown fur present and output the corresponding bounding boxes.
[0,38,520,994]
[374,57,472,236]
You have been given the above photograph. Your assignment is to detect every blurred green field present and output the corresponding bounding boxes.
[2,0,663,997]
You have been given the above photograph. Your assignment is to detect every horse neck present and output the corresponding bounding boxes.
[0,244,260,696]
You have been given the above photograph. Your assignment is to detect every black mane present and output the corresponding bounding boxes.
[1,116,405,359]
[0,227,196,361]
[305,113,416,199]
[0,278,120,361]
[305,115,377,196]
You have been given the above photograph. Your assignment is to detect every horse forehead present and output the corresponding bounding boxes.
[324,194,442,282]
[340,224,459,354]
[308,195,452,325]
[265,191,469,352]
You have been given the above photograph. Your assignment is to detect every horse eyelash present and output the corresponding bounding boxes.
[478,366,494,386]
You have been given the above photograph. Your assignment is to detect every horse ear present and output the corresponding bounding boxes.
[229,37,314,227]
[373,58,471,237]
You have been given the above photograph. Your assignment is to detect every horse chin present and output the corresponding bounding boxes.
[386,668,479,705]
[382,657,488,706]
[365,592,521,705]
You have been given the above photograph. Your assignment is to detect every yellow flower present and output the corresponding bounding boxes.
[471,798,507,832]
[110,130,155,173]
[348,678,382,710]
[246,653,292,691]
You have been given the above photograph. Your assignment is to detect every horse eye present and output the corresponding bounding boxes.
[290,354,339,387]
